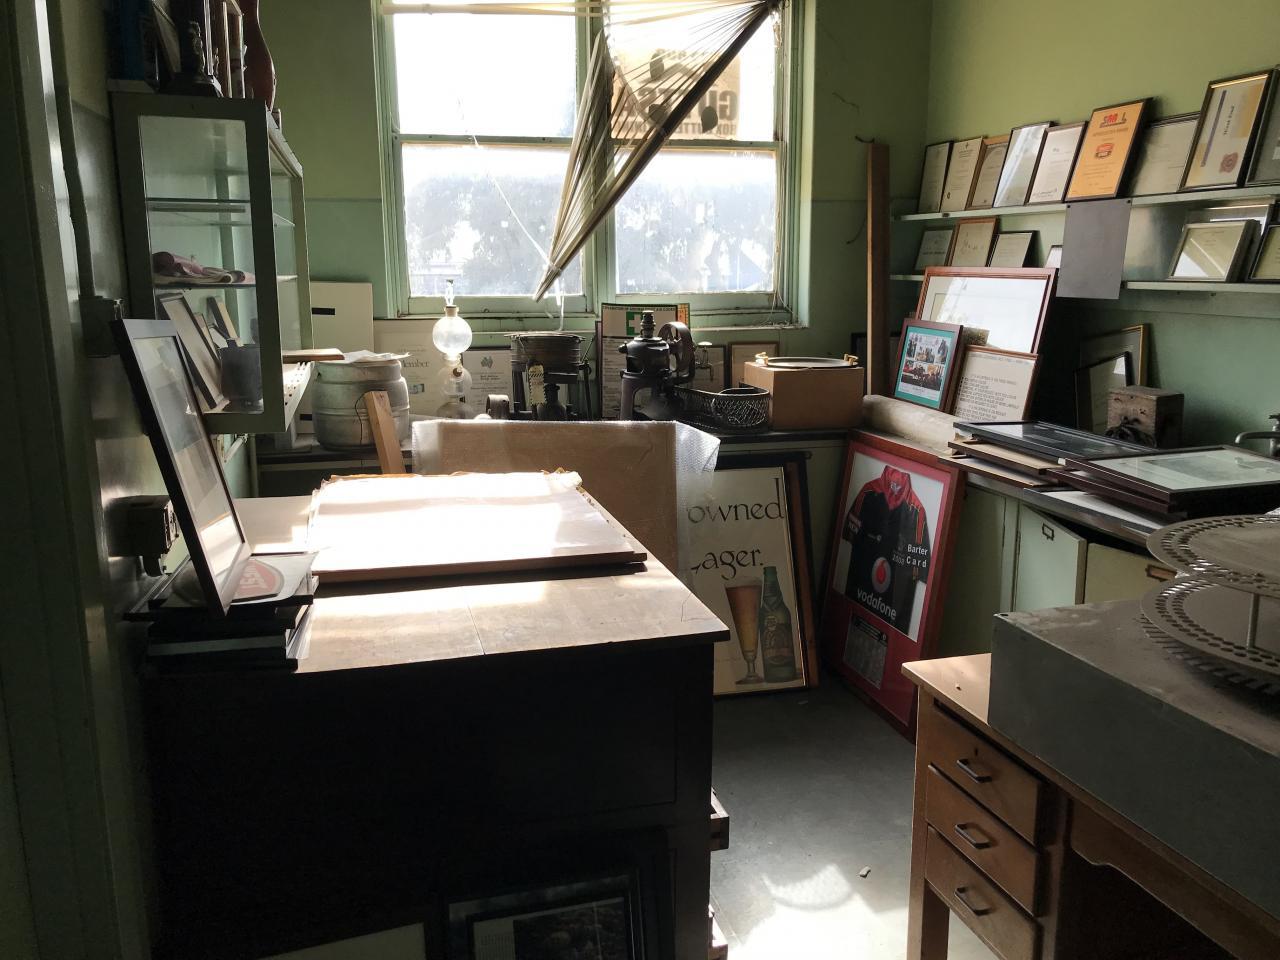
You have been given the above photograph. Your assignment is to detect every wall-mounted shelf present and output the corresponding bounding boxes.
[895,184,1280,222]
[1120,281,1280,294]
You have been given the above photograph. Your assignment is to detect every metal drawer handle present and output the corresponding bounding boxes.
[955,757,992,784]
[954,822,991,850]
[954,885,993,917]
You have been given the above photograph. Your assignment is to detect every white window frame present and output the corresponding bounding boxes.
[378,4,802,328]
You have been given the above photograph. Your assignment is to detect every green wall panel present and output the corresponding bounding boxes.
[304,198,391,317]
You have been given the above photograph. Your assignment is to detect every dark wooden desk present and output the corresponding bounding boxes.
[904,655,1280,960]
[144,497,727,960]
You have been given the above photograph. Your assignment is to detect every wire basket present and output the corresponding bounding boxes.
[675,385,770,433]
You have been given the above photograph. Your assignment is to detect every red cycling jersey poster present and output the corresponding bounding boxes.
[822,433,963,733]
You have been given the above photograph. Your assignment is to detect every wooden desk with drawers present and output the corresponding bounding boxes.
[904,655,1280,960]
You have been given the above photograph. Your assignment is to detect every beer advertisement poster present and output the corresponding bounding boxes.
[686,459,815,696]
[821,435,963,730]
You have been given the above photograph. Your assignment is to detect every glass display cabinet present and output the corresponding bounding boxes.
[112,93,313,434]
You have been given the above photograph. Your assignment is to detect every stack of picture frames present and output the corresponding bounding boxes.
[684,452,818,696]
[820,433,964,734]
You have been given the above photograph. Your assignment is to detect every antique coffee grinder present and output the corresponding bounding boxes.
[619,312,696,420]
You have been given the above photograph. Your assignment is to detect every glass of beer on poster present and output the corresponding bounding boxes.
[724,579,764,684]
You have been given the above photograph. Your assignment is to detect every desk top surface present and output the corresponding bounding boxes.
[235,495,727,674]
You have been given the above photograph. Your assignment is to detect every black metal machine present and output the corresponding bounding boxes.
[619,311,697,420]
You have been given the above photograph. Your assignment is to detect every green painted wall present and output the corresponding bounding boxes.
[923,0,1280,444]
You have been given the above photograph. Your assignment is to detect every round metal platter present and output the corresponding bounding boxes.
[763,357,852,369]
[1141,576,1280,682]
[1145,515,1280,599]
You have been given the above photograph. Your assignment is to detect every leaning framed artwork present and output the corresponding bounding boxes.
[892,319,963,411]
[1066,98,1152,201]
[685,454,817,696]
[821,434,963,732]
[915,267,1055,354]
[1183,69,1273,191]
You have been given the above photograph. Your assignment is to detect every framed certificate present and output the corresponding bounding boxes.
[950,347,1038,421]
[1248,71,1280,185]
[914,228,955,271]
[1080,324,1148,384]
[1026,122,1085,204]
[917,141,952,214]
[893,320,963,411]
[946,217,998,268]
[462,345,515,405]
[1168,220,1258,282]
[1251,224,1280,281]
[1066,99,1152,201]
[915,267,1055,354]
[939,136,983,213]
[966,135,1010,210]
[1184,70,1274,191]
[1128,113,1198,197]
[994,121,1052,208]
[987,231,1035,268]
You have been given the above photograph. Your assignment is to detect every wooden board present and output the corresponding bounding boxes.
[308,473,646,584]
[949,438,1060,475]
[363,390,402,475]
[949,454,1058,490]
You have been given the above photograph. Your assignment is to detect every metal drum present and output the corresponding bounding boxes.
[312,358,411,450]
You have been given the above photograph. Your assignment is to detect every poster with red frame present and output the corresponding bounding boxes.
[821,432,964,734]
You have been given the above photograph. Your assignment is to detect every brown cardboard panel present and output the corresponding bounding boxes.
[741,363,864,430]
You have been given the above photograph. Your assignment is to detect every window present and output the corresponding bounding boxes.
[382,2,796,321]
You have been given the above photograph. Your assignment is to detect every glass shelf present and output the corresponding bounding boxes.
[895,184,1280,222]
[888,273,1280,296]
[146,197,295,228]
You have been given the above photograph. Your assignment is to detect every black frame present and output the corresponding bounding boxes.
[1128,112,1199,197]
[1027,121,1086,204]
[1167,219,1258,282]
[1066,98,1153,202]
[993,120,1053,208]
[157,290,223,408]
[1182,69,1275,192]
[966,134,1011,210]
[987,231,1035,268]
[917,140,953,214]
[956,420,1147,462]
[112,316,250,615]
[914,226,955,271]
[1073,351,1133,432]
[1062,445,1280,506]
[1248,67,1280,186]
[1250,224,1280,281]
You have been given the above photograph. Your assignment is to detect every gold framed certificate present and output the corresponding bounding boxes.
[966,135,1010,210]
[917,141,952,214]
[940,136,983,213]
[1183,70,1273,191]
[1027,122,1085,204]
[1167,220,1258,282]
[946,217,998,268]
[1129,113,1198,197]
[1066,99,1151,201]
[1250,224,1280,281]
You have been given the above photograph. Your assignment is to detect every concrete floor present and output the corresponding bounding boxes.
[710,680,988,960]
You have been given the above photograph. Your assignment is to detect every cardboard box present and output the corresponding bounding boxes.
[741,361,864,430]
[373,318,443,415]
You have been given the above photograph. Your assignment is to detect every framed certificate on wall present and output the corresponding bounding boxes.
[1184,70,1274,190]
[1027,122,1085,204]
[940,136,984,213]
[1066,98,1152,201]
[917,140,952,214]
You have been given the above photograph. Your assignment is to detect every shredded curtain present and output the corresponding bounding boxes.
[384,0,783,301]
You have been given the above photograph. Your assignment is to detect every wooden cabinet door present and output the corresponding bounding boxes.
[1012,506,1085,613]
[1083,542,1174,603]
[939,487,1017,656]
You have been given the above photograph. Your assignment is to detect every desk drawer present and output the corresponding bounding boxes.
[923,705,1043,843]
[925,765,1040,914]
[926,827,1038,960]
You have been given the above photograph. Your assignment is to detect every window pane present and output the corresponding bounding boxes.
[666,17,777,142]
[615,150,776,295]
[393,13,576,137]
[402,143,582,298]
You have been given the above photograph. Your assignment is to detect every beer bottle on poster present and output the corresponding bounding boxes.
[759,566,797,683]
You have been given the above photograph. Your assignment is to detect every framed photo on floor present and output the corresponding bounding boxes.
[821,434,963,732]
[686,454,817,695]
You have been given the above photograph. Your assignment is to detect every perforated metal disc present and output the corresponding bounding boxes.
[1140,616,1280,696]
[1141,577,1280,682]
[1146,515,1280,599]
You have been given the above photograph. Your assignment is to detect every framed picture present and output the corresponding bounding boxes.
[1251,224,1280,281]
[1043,244,1063,270]
[1128,113,1199,197]
[1066,99,1152,201]
[966,134,1010,210]
[1065,446,1280,510]
[462,345,516,408]
[987,231,1035,268]
[917,140,952,214]
[595,321,629,420]
[955,420,1148,462]
[111,317,251,615]
[1167,220,1258,282]
[686,454,817,695]
[1027,122,1085,204]
[946,217,998,268]
[1075,352,1133,433]
[939,135,984,213]
[205,295,240,343]
[1248,70,1280,185]
[893,319,963,411]
[914,227,955,271]
[157,291,223,408]
[1080,324,1147,384]
[1183,70,1274,191]
[994,121,1052,208]
[915,267,1055,354]
[951,347,1039,421]
[729,341,779,388]
[821,434,964,732]
[690,342,728,390]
